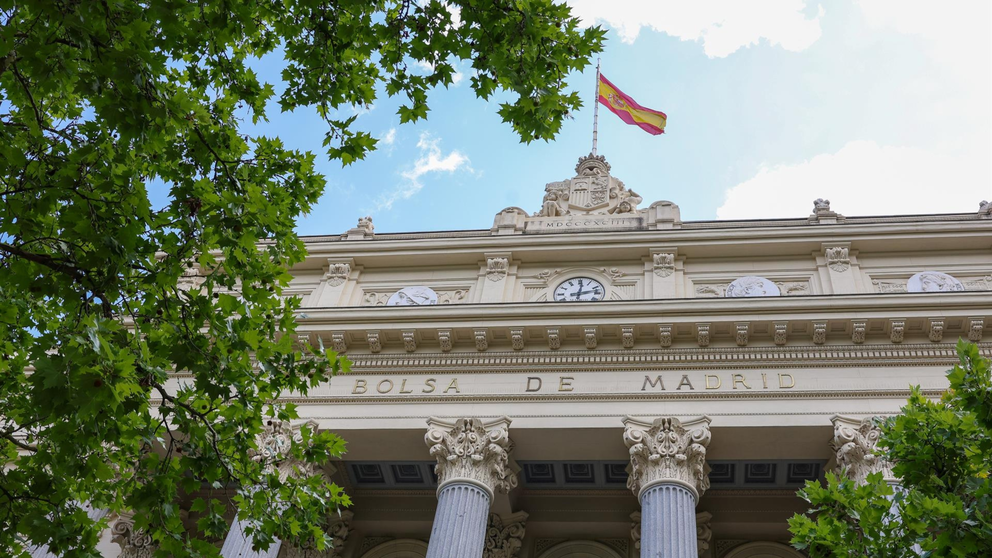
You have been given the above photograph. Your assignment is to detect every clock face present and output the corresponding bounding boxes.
[553,277,606,302]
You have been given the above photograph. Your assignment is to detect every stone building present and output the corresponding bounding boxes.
[116,155,992,557]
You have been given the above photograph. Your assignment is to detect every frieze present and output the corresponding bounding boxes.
[362,288,469,306]
[694,280,810,298]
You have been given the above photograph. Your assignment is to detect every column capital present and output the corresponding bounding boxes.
[623,416,712,502]
[831,415,896,484]
[483,511,527,558]
[252,419,322,481]
[426,417,517,499]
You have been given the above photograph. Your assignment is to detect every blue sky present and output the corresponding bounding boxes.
[247,0,991,235]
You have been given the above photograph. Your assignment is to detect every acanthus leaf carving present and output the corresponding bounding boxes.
[547,328,561,350]
[438,329,453,352]
[425,417,516,496]
[696,323,710,348]
[621,326,635,349]
[658,324,673,348]
[832,416,895,485]
[890,320,905,343]
[366,331,381,353]
[851,320,866,344]
[510,328,525,351]
[252,419,322,481]
[402,330,417,353]
[583,326,598,349]
[112,512,155,558]
[475,329,489,351]
[623,416,712,500]
[483,512,527,558]
[331,332,347,353]
[968,318,985,342]
[735,323,749,347]
[812,321,827,345]
[773,321,788,346]
[928,318,944,342]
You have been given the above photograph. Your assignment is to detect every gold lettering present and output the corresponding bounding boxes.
[642,375,665,391]
[376,379,393,394]
[558,376,574,392]
[732,374,751,390]
[399,379,413,394]
[705,375,721,389]
[762,373,768,389]
[352,379,368,394]
[444,379,460,393]
[525,377,543,392]
[676,375,694,390]
[778,373,796,388]
[422,378,437,393]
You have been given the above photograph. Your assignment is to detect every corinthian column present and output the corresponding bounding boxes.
[425,417,516,558]
[624,416,711,558]
[831,415,896,485]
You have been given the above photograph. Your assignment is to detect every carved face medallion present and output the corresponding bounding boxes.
[553,278,606,302]
[386,286,439,306]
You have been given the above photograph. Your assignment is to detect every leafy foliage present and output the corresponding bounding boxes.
[789,340,992,557]
[0,0,604,555]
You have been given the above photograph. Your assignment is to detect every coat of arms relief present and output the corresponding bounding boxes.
[537,154,643,217]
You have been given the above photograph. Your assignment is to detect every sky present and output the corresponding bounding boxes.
[249,0,992,235]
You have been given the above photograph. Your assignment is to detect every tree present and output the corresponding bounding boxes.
[789,340,992,557]
[0,1,605,555]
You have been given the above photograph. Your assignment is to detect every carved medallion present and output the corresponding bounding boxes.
[907,271,964,293]
[725,276,781,298]
[487,257,509,282]
[386,286,439,306]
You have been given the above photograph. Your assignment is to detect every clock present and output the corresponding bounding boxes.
[386,286,439,306]
[553,277,606,302]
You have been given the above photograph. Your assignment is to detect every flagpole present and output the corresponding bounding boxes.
[592,57,601,156]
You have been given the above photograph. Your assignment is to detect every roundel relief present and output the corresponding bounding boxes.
[386,286,439,306]
[725,276,781,298]
[907,271,964,293]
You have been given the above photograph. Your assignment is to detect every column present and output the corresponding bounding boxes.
[220,419,331,558]
[424,417,516,558]
[624,416,712,558]
[831,415,896,485]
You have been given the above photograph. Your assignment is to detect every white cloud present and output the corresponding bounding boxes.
[373,132,471,211]
[380,128,396,146]
[569,0,824,57]
[716,140,988,219]
[451,71,465,87]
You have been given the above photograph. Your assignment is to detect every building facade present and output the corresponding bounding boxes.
[121,155,992,557]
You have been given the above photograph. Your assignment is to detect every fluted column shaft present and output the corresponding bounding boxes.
[624,416,712,558]
[425,482,492,558]
[424,417,516,558]
[639,483,698,558]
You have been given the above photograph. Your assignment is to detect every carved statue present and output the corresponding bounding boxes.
[813,198,831,212]
[357,215,374,233]
[539,192,567,217]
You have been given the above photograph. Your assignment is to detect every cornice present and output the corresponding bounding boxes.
[296,292,989,326]
[273,387,943,406]
[295,214,988,255]
[337,342,975,374]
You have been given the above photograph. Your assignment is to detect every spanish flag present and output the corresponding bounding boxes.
[598,74,667,135]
